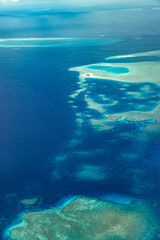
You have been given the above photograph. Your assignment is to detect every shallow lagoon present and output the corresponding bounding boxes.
[87,65,129,74]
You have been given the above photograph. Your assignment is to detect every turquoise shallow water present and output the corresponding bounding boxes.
[87,65,129,74]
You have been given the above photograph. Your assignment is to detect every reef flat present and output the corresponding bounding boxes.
[0,38,121,48]
[106,50,160,61]
[69,50,160,139]
[9,197,159,240]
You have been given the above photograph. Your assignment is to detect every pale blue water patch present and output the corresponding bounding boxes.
[87,65,129,74]
[0,38,122,48]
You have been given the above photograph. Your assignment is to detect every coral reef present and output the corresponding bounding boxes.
[9,197,159,240]
[21,198,39,207]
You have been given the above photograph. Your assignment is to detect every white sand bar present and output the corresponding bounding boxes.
[70,61,160,86]
[106,50,160,60]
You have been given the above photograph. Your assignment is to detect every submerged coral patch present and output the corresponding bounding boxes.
[76,164,106,181]
[21,198,39,207]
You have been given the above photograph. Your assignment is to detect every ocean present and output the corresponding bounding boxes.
[0,8,160,239]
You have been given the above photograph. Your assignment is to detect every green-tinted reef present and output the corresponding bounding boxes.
[21,198,39,207]
[9,197,159,240]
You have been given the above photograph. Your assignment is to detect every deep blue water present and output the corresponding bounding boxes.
[0,8,160,239]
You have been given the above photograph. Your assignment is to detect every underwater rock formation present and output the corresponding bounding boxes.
[9,197,159,240]
[21,198,39,207]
